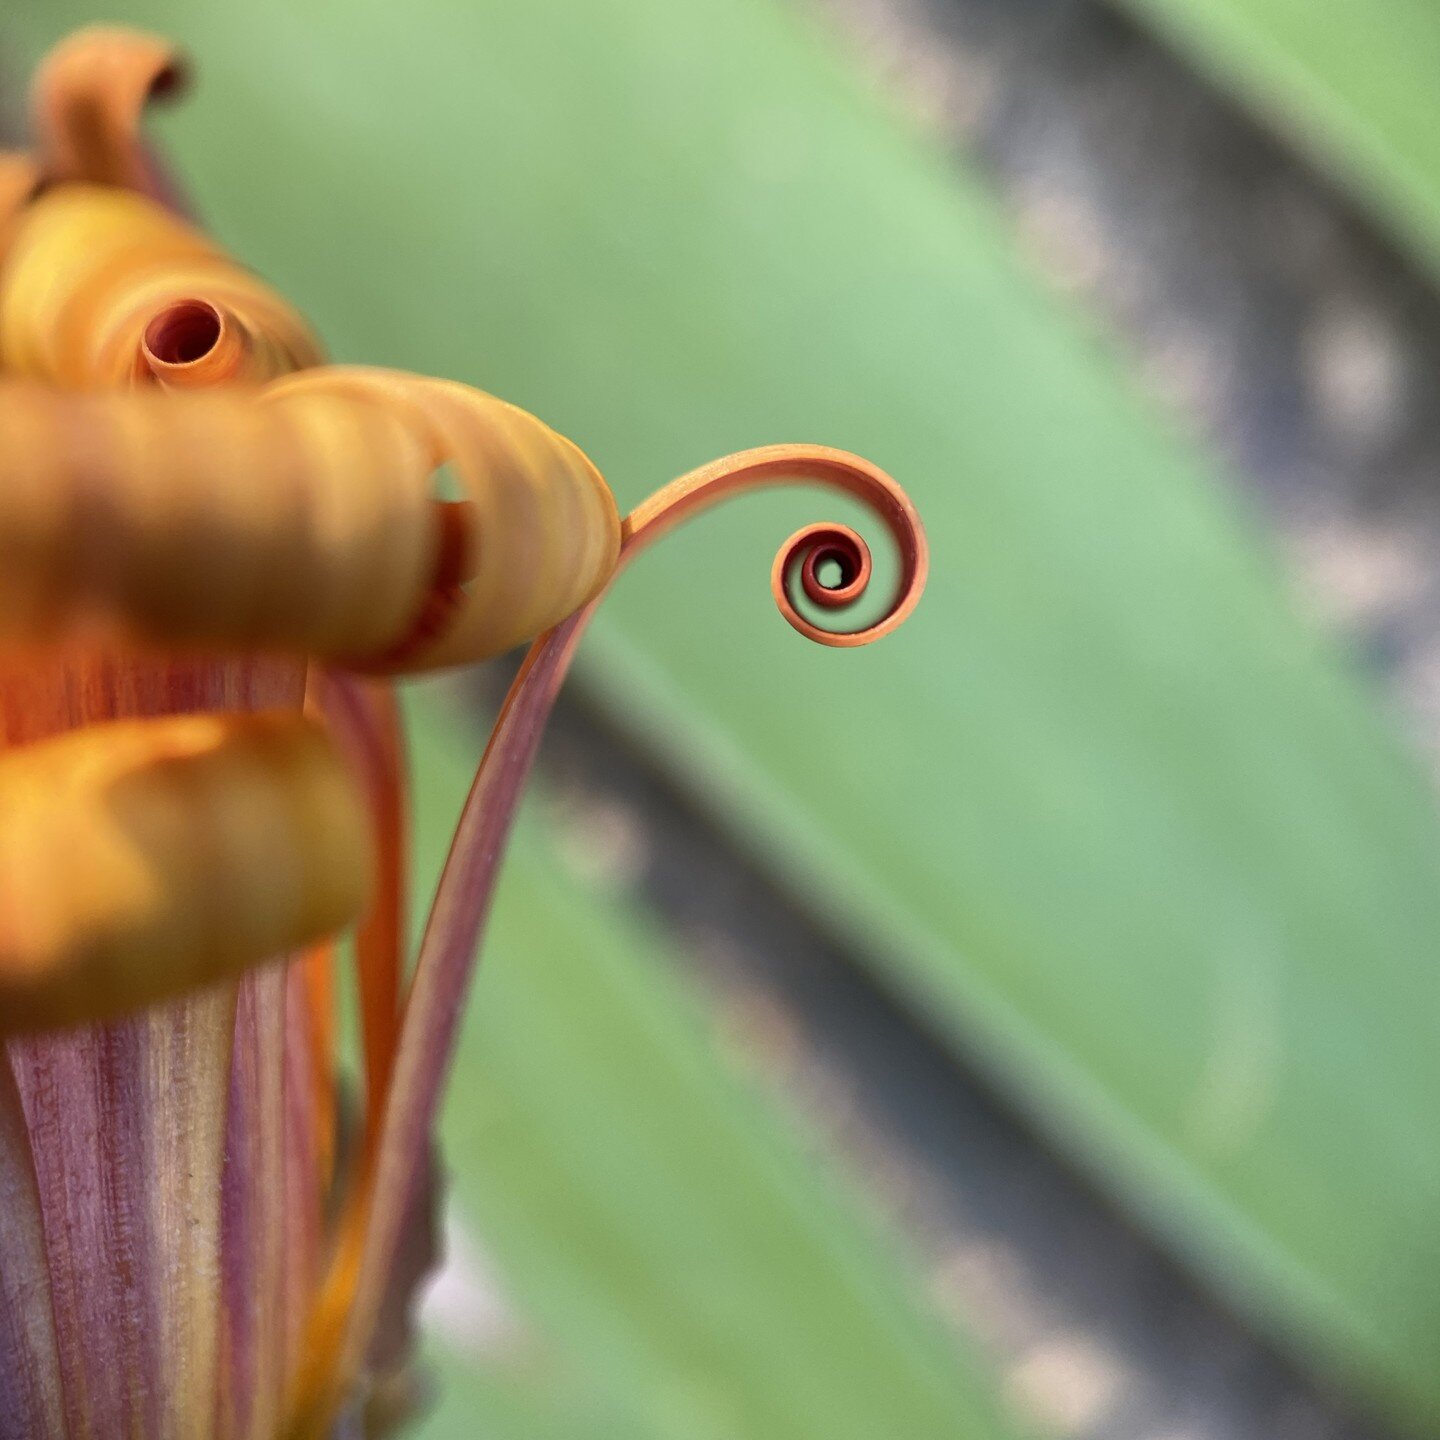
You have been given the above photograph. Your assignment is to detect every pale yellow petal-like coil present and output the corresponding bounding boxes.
[0,184,323,387]
[0,376,621,671]
[264,367,623,670]
[0,712,372,1035]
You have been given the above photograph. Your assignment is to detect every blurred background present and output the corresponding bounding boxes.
[6,1,1440,1437]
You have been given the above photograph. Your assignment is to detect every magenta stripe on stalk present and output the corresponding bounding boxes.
[217,966,287,1440]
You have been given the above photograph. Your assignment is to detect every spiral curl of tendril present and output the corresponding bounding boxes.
[0,185,324,387]
[619,442,927,644]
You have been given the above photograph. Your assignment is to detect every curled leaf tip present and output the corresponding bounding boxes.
[623,442,928,646]
[0,184,324,387]
[31,25,188,198]
[140,297,250,387]
[264,366,623,670]
[0,373,623,673]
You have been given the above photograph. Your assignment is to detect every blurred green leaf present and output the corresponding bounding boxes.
[413,1338,643,1440]
[5,0,1439,1429]
[1112,0,1440,281]
[403,690,1017,1440]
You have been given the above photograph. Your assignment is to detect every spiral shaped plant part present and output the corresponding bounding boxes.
[0,376,621,671]
[0,383,434,659]
[140,297,282,388]
[30,25,186,199]
[623,443,928,645]
[0,185,324,387]
[263,366,624,670]
[786,523,872,606]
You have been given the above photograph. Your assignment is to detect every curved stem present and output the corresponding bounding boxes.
[293,445,927,1431]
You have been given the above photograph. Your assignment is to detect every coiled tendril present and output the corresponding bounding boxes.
[623,443,927,643]
[318,442,929,1427]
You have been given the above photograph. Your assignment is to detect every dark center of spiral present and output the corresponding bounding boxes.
[144,300,222,365]
[801,541,865,609]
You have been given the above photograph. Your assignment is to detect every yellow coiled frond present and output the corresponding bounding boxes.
[0,184,323,387]
[0,712,371,1035]
[0,375,621,671]
[266,367,623,670]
